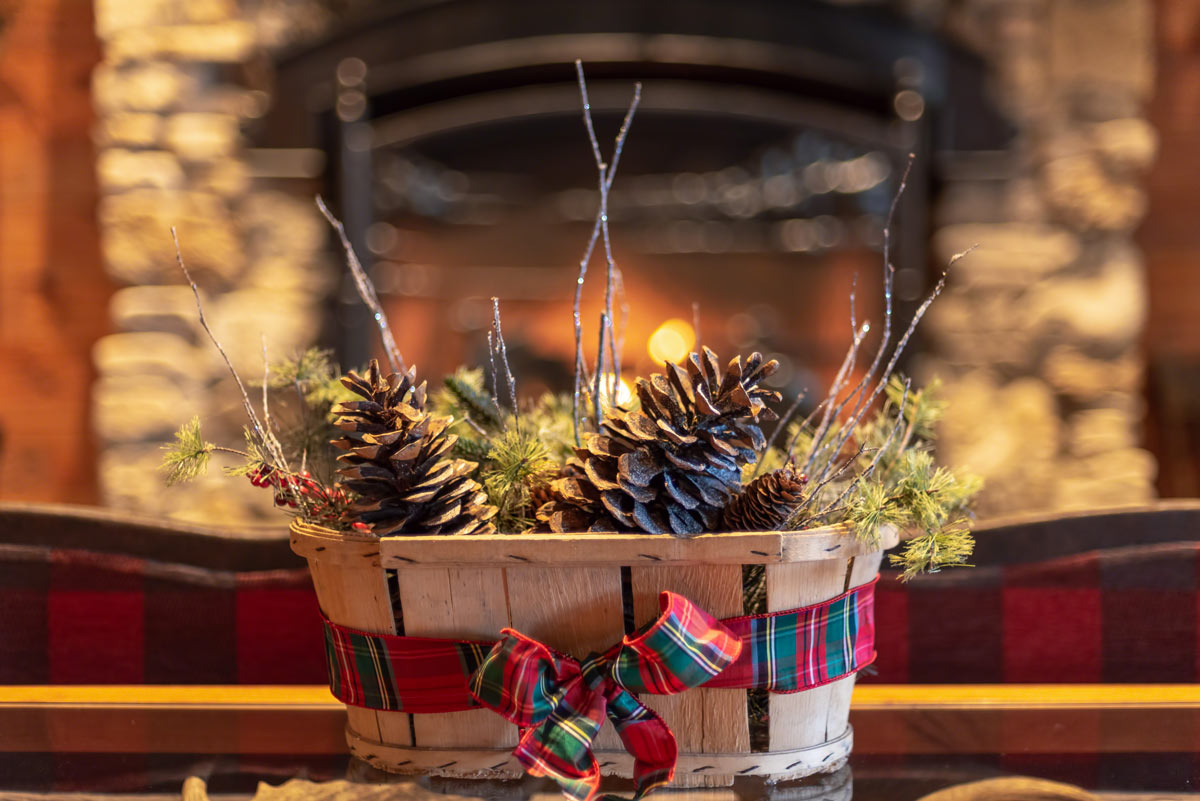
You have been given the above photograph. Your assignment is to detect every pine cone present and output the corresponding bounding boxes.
[332,360,497,536]
[721,466,808,531]
[538,348,781,537]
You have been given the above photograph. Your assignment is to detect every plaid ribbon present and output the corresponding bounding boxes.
[322,581,876,800]
[467,591,741,801]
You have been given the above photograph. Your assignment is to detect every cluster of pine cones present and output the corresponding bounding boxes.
[331,350,809,538]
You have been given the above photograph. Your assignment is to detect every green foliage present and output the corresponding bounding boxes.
[431,366,578,533]
[889,524,974,581]
[844,480,907,547]
[887,374,946,442]
[221,428,270,477]
[160,348,352,524]
[432,367,502,462]
[481,426,558,533]
[269,348,335,390]
[160,416,212,485]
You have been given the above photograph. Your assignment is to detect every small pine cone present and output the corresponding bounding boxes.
[527,480,557,515]
[537,348,781,537]
[332,360,497,536]
[721,467,808,531]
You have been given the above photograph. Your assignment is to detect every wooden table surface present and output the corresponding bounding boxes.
[2,685,1198,799]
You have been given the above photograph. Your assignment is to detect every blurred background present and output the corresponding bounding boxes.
[0,0,1191,526]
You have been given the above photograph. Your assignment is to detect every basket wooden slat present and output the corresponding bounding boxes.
[629,564,749,788]
[398,566,517,757]
[505,565,627,752]
[765,550,883,758]
[304,550,412,748]
[292,524,898,568]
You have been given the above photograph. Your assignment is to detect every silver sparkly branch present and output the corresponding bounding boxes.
[803,156,914,484]
[486,330,503,419]
[316,195,405,374]
[784,396,829,463]
[593,312,610,433]
[798,320,868,474]
[789,441,873,522]
[491,297,519,423]
[571,61,642,445]
[807,377,910,526]
[810,241,974,489]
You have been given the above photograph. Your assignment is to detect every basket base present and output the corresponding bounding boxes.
[345,723,852,785]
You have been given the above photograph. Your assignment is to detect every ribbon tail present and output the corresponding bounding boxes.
[512,683,609,801]
[603,686,678,799]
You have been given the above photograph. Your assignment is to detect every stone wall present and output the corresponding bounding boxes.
[90,0,333,523]
[925,0,1157,516]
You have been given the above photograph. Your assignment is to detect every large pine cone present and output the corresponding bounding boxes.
[332,360,497,536]
[721,466,808,531]
[538,348,780,537]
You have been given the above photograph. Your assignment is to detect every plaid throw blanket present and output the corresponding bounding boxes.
[323,581,875,801]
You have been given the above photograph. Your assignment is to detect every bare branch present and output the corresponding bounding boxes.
[815,240,975,486]
[784,395,830,463]
[806,442,871,506]
[261,335,272,438]
[575,59,605,171]
[173,229,296,508]
[173,229,267,450]
[316,195,405,374]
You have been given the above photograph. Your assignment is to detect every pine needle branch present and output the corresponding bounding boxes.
[161,416,213,485]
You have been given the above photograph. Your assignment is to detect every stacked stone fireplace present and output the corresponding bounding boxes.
[88,0,1157,524]
[925,0,1157,516]
[90,0,335,522]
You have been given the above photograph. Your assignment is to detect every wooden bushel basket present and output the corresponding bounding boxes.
[290,519,899,787]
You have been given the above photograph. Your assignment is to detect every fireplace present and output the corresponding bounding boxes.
[261,0,1010,400]
[87,0,1156,522]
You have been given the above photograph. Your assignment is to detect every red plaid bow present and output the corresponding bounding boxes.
[467,592,743,801]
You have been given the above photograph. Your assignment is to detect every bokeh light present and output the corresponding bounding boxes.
[647,318,697,366]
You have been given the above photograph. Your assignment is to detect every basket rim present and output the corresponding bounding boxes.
[289,518,900,567]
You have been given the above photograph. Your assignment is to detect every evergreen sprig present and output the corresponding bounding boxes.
[889,523,975,581]
[161,416,213,485]
[481,426,558,533]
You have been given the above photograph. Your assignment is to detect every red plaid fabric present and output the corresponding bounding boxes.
[0,542,326,685]
[869,541,1200,684]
